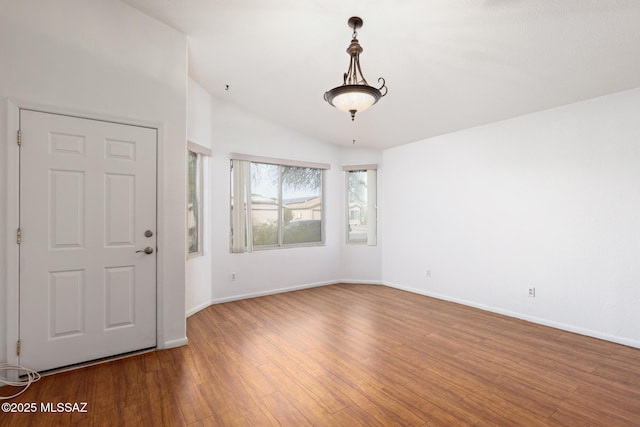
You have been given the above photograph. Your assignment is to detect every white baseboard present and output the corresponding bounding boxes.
[162,337,188,349]
[338,279,383,285]
[209,280,339,305]
[186,300,213,317]
[382,281,640,350]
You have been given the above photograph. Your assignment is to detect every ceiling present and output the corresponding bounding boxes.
[121,0,640,149]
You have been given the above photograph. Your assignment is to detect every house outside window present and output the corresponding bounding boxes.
[344,165,377,245]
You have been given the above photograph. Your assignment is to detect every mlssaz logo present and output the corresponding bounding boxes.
[40,402,88,413]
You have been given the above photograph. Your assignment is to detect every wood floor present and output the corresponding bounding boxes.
[3,284,640,426]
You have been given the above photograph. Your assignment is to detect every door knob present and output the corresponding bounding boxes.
[136,247,154,254]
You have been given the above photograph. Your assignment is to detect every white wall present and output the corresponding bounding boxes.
[209,98,345,302]
[0,0,188,363]
[382,88,640,348]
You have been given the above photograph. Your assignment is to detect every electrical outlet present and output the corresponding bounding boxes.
[426,269,432,277]
[528,287,536,297]
[231,272,237,281]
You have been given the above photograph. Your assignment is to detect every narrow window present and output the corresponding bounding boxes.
[187,142,211,257]
[344,166,377,245]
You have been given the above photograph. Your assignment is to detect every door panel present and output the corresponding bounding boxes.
[105,173,135,246]
[50,169,85,248]
[19,110,157,372]
[49,269,84,338]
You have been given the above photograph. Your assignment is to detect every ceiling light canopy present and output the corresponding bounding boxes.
[324,17,387,121]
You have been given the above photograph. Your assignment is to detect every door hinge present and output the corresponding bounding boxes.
[17,340,21,356]
[17,130,21,146]
[17,227,22,244]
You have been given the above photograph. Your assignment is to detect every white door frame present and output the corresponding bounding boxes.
[4,100,168,367]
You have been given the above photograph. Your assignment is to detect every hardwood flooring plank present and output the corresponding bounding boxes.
[548,397,639,427]
[314,372,409,427]
[258,361,343,424]
[304,348,430,426]
[260,391,312,426]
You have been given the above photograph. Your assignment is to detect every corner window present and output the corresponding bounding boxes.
[344,166,377,245]
[230,154,329,253]
[187,142,211,257]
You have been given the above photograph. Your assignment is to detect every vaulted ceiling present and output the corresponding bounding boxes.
[122,0,640,149]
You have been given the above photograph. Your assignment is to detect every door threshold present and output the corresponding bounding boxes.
[36,347,157,377]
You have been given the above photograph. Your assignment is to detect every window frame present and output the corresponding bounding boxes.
[230,154,330,253]
[187,141,211,258]
[343,164,378,246]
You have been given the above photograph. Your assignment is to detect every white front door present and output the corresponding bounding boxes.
[19,110,157,372]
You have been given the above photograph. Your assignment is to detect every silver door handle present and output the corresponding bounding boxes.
[136,247,154,254]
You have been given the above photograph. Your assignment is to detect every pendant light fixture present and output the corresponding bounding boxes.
[324,17,388,121]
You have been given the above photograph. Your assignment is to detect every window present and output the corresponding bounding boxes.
[344,165,377,245]
[187,142,211,257]
[230,154,329,252]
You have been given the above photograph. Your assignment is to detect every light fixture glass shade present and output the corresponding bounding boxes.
[324,84,382,115]
[332,91,375,113]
